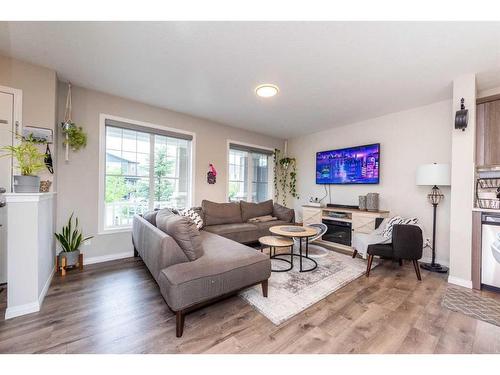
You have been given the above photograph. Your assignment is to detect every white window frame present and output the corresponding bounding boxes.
[226,139,274,203]
[98,113,196,234]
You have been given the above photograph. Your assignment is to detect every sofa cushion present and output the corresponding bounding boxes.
[203,222,259,244]
[158,231,271,311]
[158,214,204,261]
[142,210,159,226]
[273,203,295,222]
[240,199,273,222]
[155,207,176,229]
[202,200,242,226]
[178,207,204,229]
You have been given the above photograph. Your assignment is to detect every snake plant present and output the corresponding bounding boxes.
[54,213,93,252]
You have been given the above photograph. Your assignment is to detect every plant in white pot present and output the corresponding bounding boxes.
[55,213,93,268]
[0,137,46,193]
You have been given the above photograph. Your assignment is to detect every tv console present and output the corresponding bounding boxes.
[302,204,389,257]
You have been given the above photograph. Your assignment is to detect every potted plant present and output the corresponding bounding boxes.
[0,137,46,193]
[54,213,93,267]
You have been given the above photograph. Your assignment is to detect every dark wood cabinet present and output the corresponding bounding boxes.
[476,99,500,166]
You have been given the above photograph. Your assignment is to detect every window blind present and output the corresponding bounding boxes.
[229,142,274,156]
[105,118,193,141]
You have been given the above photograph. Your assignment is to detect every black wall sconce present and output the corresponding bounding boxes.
[455,98,468,131]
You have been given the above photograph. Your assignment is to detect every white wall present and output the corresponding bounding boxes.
[448,74,476,288]
[56,83,285,261]
[287,100,452,265]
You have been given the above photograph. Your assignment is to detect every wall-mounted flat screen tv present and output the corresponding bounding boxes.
[316,143,380,184]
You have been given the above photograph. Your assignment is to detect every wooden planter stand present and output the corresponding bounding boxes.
[56,253,84,276]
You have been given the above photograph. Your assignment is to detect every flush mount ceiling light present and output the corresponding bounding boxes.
[255,84,279,98]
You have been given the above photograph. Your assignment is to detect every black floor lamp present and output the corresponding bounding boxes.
[416,163,451,273]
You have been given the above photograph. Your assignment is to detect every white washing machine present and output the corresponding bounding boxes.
[481,214,500,289]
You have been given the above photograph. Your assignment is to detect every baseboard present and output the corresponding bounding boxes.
[84,251,134,265]
[448,275,473,289]
[39,266,55,306]
[5,302,40,320]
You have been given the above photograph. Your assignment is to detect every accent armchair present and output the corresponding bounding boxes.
[365,224,423,280]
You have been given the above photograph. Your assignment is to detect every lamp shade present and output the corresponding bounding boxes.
[416,163,451,186]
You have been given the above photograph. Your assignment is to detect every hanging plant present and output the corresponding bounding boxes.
[61,82,88,160]
[62,123,87,151]
[273,148,299,207]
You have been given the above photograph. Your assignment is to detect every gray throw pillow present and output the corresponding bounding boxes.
[201,200,242,226]
[241,199,273,222]
[158,214,204,261]
[273,203,295,222]
[142,210,159,226]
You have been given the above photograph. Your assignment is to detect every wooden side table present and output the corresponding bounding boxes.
[259,235,294,272]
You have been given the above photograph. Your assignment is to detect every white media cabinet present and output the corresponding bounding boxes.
[302,205,389,255]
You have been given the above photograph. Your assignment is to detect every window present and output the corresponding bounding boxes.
[102,117,193,230]
[228,143,273,203]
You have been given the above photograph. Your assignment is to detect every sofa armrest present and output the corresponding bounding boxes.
[132,215,189,282]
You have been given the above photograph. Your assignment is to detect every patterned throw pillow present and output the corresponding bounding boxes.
[178,208,204,229]
[382,216,420,238]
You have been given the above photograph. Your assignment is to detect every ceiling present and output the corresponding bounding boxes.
[1,22,500,139]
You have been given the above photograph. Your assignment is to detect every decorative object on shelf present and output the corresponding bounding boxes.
[44,144,54,174]
[366,193,379,212]
[54,213,93,276]
[273,147,299,207]
[455,98,468,131]
[416,163,451,273]
[39,180,52,193]
[358,195,367,210]
[207,163,217,184]
[61,83,88,161]
[0,135,46,193]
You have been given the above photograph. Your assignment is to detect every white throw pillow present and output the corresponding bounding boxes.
[382,216,420,238]
[178,208,204,229]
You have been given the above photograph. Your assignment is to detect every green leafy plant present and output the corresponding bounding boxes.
[0,138,45,176]
[62,122,88,151]
[54,213,93,252]
[273,149,299,207]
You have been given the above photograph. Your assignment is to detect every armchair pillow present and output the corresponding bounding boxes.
[382,216,419,238]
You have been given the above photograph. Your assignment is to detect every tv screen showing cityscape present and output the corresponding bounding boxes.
[316,143,380,184]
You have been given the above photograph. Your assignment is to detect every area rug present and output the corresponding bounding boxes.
[239,249,372,325]
[442,287,500,327]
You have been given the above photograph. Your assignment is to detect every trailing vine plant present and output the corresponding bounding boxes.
[273,149,299,207]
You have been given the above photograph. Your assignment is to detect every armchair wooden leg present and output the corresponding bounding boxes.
[366,255,374,277]
[176,311,185,337]
[134,248,139,257]
[412,260,422,281]
[261,279,268,298]
[399,259,403,266]
[352,249,358,258]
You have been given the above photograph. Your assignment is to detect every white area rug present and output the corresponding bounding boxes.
[240,249,372,325]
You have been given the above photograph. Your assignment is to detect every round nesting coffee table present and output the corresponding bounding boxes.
[269,225,318,272]
[259,235,294,272]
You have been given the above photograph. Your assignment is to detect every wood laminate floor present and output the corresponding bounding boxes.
[1,256,500,354]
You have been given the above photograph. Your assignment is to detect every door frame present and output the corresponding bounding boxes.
[0,85,23,192]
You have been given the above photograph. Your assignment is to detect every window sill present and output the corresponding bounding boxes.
[98,227,132,236]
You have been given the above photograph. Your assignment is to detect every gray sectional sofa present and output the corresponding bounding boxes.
[131,200,295,337]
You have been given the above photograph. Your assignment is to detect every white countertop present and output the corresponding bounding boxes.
[472,207,500,213]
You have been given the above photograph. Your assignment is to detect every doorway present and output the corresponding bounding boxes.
[0,86,22,285]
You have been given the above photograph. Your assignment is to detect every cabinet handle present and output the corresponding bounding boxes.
[0,119,8,124]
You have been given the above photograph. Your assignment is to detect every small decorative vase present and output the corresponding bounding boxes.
[40,180,52,192]
[366,193,379,212]
[358,195,367,210]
